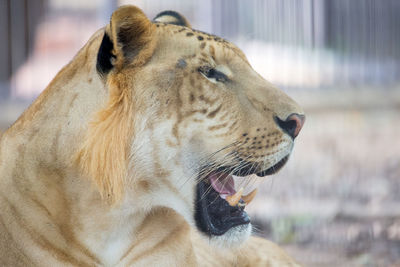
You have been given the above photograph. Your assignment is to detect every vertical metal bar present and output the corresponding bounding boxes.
[24,0,29,58]
[7,0,11,81]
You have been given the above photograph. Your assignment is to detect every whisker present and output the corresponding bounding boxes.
[176,142,242,190]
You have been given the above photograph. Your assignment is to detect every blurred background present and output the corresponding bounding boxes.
[1,0,400,266]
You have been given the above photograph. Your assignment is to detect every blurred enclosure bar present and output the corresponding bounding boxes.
[214,0,400,52]
[211,0,400,86]
[0,0,46,99]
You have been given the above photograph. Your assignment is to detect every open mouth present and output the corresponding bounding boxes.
[194,155,289,236]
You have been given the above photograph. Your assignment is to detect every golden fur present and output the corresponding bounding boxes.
[77,7,158,203]
[0,5,303,266]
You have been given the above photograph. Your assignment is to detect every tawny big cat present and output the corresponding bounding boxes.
[0,5,305,266]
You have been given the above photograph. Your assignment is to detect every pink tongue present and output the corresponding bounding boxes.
[209,172,236,195]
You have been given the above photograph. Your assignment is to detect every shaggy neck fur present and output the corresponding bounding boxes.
[0,30,195,266]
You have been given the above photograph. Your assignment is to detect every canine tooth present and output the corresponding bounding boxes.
[226,188,243,206]
[238,202,246,208]
[242,189,258,204]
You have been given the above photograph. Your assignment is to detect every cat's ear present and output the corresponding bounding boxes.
[153,10,191,28]
[98,5,156,73]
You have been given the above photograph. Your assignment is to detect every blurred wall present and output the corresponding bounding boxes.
[211,0,400,86]
[0,0,46,99]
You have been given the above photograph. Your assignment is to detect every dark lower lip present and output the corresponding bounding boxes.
[256,155,289,177]
[194,180,250,236]
[213,155,290,177]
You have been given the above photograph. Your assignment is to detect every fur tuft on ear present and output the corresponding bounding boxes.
[153,10,191,28]
[107,5,156,70]
[76,74,135,204]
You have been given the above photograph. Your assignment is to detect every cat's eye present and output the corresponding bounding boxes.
[198,66,228,83]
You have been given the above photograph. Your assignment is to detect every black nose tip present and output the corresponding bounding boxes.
[274,114,305,139]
